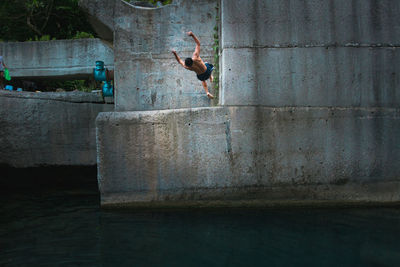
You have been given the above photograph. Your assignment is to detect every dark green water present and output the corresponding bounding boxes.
[1,173,400,266]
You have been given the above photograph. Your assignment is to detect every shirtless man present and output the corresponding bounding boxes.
[172,31,214,99]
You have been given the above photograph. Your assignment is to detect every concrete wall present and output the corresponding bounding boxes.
[113,0,218,111]
[0,38,114,79]
[97,107,400,205]
[0,91,113,168]
[96,0,400,207]
[221,0,400,106]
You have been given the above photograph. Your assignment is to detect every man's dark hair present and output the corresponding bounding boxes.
[185,58,193,67]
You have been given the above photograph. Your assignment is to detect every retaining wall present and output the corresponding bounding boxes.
[96,0,400,207]
[0,91,113,168]
[97,106,400,206]
[0,38,114,79]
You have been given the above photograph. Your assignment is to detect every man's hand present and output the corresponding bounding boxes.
[186,31,194,37]
[171,49,177,54]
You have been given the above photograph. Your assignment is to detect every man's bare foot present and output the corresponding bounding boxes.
[210,75,213,83]
[207,92,214,99]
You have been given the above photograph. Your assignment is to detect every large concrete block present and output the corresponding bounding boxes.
[222,0,400,48]
[221,47,400,107]
[96,106,400,206]
[221,0,400,107]
[0,91,113,167]
[258,107,400,186]
[113,0,218,111]
[0,39,114,79]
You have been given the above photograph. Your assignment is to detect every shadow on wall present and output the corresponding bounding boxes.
[4,78,102,93]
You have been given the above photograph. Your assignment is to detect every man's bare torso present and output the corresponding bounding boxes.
[186,57,207,75]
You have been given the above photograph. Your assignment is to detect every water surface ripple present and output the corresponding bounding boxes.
[1,190,400,266]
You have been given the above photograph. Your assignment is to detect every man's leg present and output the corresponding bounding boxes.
[210,74,213,83]
[201,80,214,99]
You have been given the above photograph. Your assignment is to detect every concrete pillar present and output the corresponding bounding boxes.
[113,0,218,111]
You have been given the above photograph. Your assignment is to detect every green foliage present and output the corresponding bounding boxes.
[0,0,96,42]
[62,80,94,92]
[212,2,220,103]
[27,35,53,41]
[150,0,172,5]
[72,31,95,39]
[42,79,97,92]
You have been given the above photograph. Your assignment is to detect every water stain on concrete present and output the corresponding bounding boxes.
[151,92,157,106]
[225,120,233,162]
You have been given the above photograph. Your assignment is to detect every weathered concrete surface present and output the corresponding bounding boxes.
[113,0,218,111]
[221,0,400,106]
[0,90,113,168]
[96,107,400,206]
[222,47,400,107]
[0,39,114,79]
[222,0,400,48]
[95,0,400,207]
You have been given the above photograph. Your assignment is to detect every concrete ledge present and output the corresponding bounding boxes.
[96,106,400,207]
[100,180,400,207]
[102,200,400,210]
[0,90,106,103]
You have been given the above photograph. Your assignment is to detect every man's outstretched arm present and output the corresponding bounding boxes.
[187,31,200,58]
[172,50,188,69]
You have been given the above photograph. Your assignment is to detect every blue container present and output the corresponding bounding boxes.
[94,60,107,81]
[102,81,113,97]
[94,68,107,81]
[5,85,13,91]
[17,88,22,92]
[95,61,105,70]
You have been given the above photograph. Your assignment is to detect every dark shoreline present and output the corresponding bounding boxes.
[0,164,98,193]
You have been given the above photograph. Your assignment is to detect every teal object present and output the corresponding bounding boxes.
[5,85,13,91]
[102,81,113,97]
[94,60,107,81]
[95,61,104,70]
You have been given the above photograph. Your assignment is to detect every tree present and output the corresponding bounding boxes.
[0,0,96,42]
